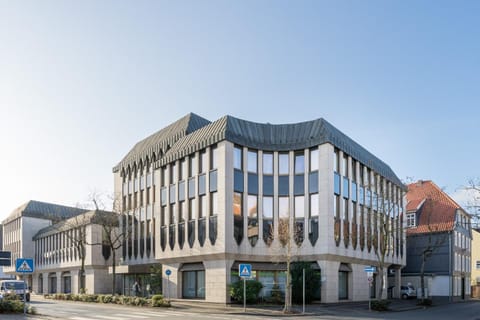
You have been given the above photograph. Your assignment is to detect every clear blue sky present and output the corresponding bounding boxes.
[1,1,479,221]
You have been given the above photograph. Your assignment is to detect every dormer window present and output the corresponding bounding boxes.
[406,213,416,228]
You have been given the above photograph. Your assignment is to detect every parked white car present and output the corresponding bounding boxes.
[0,280,30,302]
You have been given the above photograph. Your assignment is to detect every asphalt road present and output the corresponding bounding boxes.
[23,297,480,320]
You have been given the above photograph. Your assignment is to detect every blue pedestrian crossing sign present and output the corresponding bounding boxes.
[239,263,252,278]
[16,258,34,273]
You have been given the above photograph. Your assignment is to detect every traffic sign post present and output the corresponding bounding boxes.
[239,264,252,312]
[364,266,376,312]
[16,258,34,315]
[165,269,172,303]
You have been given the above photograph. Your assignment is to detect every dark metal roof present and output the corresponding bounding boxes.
[32,210,116,240]
[113,113,211,173]
[2,200,88,225]
[115,114,405,188]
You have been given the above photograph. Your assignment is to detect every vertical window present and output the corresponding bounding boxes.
[294,152,305,174]
[263,196,274,245]
[170,204,176,225]
[333,149,339,172]
[199,195,206,218]
[263,152,273,174]
[189,155,196,177]
[179,159,186,180]
[188,199,195,220]
[279,197,289,219]
[170,163,176,183]
[310,148,319,172]
[248,150,258,173]
[294,195,305,245]
[310,194,319,217]
[199,150,207,174]
[342,153,348,177]
[210,193,218,216]
[234,146,243,170]
[233,192,243,245]
[248,195,259,246]
[210,145,218,169]
[279,153,289,175]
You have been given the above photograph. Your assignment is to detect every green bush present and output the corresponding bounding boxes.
[266,284,284,304]
[371,299,391,311]
[229,280,263,304]
[134,297,148,306]
[0,300,35,313]
[290,262,321,304]
[151,294,170,307]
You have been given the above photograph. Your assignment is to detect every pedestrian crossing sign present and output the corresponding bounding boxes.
[239,263,252,278]
[16,258,34,273]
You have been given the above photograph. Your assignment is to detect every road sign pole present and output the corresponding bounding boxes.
[302,268,305,314]
[369,282,372,311]
[243,277,246,312]
[24,278,27,315]
[167,275,170,303]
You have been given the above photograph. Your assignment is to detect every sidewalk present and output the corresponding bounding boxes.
[0,297,422,319]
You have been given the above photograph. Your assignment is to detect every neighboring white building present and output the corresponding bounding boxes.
[31,210,119,295]
[1,201,87,289]
[113,113,406,303]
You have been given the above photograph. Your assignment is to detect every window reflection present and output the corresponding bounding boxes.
[263,196,274,245]
[233,192,243,245]
[295,196,305,219]
[279,153,289,175]
[279,197,289,219]
[263,152,273,175]
[295,152,304,174]
[310,148,319,172]
[247,195,258,246]
[310,194,319,217]
[248,150,258,173]
[234,146,243,170]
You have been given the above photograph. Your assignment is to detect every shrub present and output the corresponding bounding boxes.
[151,294,170,307]
[371,299,391,311]
[0,300,35,313]
[290,262,321,304]
[229,280,263,304]
[134,297,148,306]
[265,284,284,304]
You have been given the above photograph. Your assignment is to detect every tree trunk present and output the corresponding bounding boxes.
[376,267,384,300]
[284,259,291,313]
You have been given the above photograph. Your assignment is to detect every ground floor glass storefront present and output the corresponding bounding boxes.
[182,270,205,299]
[123,272,162,297]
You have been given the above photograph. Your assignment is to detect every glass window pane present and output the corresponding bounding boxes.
[310,193,319,217]
[295,196,305,219]
[263,153,273,174]
[248,173,258,195]
[343,177,349,199]
[188,178,195,199]
[209,170,218,192]
[210,146,218,169]
[309,172,319,193]
[179,181,185,202]
[278,176,289,196]
[279,197,289,219]
[210,192,218,216]
[334,173,340,195]
[263,175,274,196]
[352,182,357,202]
[198,174,206,195]
[234,170,244,192]
[279,153,289,175]
[248,150,258,173]
[294,174,304,195]
[263,196,273,219]
[310,148,319,172]
[234,146,242,170]
[295,152,304,174]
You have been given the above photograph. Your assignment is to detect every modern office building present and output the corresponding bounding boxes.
[31,210,119,295]
[403,180,471,301]
[113,113,406,303]
[1,200,87,288]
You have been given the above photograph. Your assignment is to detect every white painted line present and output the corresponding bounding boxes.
[70,317,94,320]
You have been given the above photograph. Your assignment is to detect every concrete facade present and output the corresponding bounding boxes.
[114,113,406,303]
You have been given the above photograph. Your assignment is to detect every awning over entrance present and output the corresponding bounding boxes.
[179,262,205,272]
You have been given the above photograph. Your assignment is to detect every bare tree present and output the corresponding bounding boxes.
[87,193,127,295]
[463,178,480,225]
[267,216,302,313]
